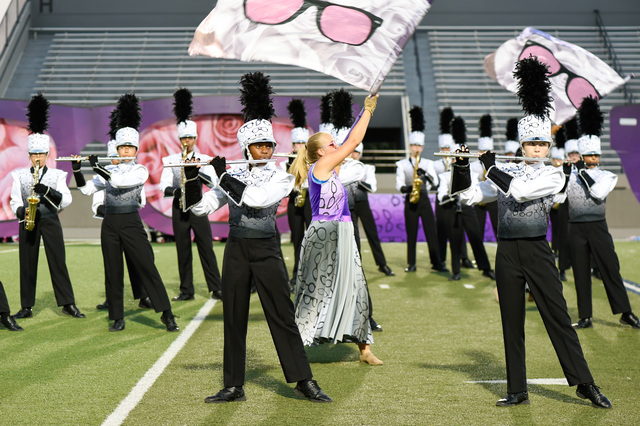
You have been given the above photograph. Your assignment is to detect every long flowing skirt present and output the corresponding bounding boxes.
[294,220,373,346]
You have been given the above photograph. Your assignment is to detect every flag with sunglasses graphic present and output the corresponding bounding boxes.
[485,27,631,125]
[188,0,431,94]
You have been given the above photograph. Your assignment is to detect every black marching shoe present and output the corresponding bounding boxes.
[461,259,476,269]
[204,386,246,403]
[172,293,194,301]
[576,383,612,408]
[378,265,395,276]
[482,269,496,280]
[62,304,86,318]
[448,273,461,281]
[161,313,179,332]
[294,379,332,403]
[620,312,640,329]
[404,264,417,273]
[211,290,223,300]
[138,297,153,309]
[369,317,383,332]
[496,391,529,407]
[96,300,108,310]
[1,315,23,331]
[572,318,593,329]
[13,307,33,319]
[432,264,449,273]
[109,319,125,332]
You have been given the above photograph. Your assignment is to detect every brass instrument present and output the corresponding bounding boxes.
[409,155,422,204]
[25,161,41,231]
[294,188,307,208]
[179,143,188,212]
[434,152,550,163]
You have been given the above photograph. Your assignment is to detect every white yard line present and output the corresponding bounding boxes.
[467,378,569,385]
[102,298,217,426]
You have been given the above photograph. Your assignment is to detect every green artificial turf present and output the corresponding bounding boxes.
[1,240,639,425]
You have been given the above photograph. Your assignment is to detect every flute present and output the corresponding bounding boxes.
[56,156,137,161]
[434,152,550,163]
[273,153,298,158]
[163,159,277,168]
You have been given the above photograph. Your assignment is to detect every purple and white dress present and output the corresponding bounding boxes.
[294,164,373,346]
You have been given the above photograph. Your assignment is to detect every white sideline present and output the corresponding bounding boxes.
[102,298,217,426]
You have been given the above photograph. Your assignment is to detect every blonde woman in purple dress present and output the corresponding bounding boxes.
[289,94,382,365]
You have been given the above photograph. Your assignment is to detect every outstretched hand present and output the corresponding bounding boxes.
[364,94,378,116]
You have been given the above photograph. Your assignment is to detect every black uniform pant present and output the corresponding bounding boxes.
[0,281,10,313]
[568,220,631,319]
[121,253,147,300]
[172,205,221,295]
[287,194,312,280]
[496,238,593,393]
[101,212,171,321]
[440,204,491,274]
[550,202,571,272]
[18,214,75,308]
[404,192,442,267]
[436,202,468,263]
[351,199,387,267]
[474,201,498,240]
[221,235,313,387]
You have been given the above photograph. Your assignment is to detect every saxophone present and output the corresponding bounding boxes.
[25,161,41,231]
[178,142,188,212]
[409,156,423,204]
[294,188,307,208]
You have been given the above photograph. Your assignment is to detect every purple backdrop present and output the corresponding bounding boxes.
[610,104,640,204]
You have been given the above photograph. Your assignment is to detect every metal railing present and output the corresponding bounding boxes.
[594,9,636,104]
[0,0,27,57]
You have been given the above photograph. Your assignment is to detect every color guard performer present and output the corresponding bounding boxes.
[10,94,85,320]
[560,96,640,330]
[451,57,611,408]
[185,72,331,403]
[396,106,447,273]
[160,88,222,301]
[72,94,178,332]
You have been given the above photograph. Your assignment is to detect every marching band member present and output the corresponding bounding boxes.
[451,57,611,408]
[94,134,152,310]
[159,88,222,301]
[560,96,640,330]
[10,94,85,320]
[548,126,570,281]
[186,72,331,403]
[438,116,494,281]
[1,281,23,331]
[396,106,446,273]
[285,98,312,288]
[72,94,178,332]
[503,118,520,158]
[290,90,382,366]
[472,114,498,239]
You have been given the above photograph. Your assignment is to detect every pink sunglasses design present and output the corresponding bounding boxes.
[518,40,600,109]
[244,0,383,46]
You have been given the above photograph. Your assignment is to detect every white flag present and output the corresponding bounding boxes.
[485,27,631,124]
[189,0,431,94]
